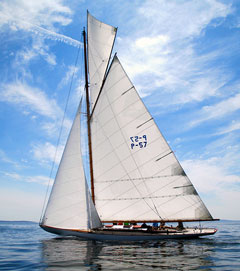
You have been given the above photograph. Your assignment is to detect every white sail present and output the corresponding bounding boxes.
[87,12,117,109]
[91,56,213,222]
[42,102,101,230]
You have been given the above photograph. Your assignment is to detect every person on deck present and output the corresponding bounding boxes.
[177,221,184,230]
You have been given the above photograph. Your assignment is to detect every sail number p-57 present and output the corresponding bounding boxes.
[130,135,147,149]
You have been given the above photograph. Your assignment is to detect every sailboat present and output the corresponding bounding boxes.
[40,12,218,241]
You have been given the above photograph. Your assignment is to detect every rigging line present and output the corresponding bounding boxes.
[92,67,161,218]
[96,156,174,196]
[80,41,90,185]
[92,121,159,175]
[114,60,177,220]
[103,175,182,219]
[98,193,190,201]
[88,50,109,80]
[90,53,117,119]
[92,69,126,108]
[94,138,174,200]
[115,170,183,220]
[39,42,81,224]
[95,174,177,183]
[87,41,115,110]
[88,24,117,111]
[91,109,150,152]
[91,99,144,143]
[92,117,172,216]
[95,137,172,181]
[165,200,201,219]
[143,177,199,217]
[88,46,105,81]
[96,85,162,220]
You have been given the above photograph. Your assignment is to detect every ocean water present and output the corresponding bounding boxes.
[0,220,239,270]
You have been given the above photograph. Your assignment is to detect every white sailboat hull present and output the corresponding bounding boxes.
[40,225,217,241]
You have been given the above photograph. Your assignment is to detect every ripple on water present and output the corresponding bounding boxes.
[0,220,240,270]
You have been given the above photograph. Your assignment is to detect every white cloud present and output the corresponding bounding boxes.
[0,81,62,119]
[0,0,72,31]
[58,65,79,88]
[217,120,240,135]
[0,0,81,85]
[17,37,57,65]
[4,172,21,180]
[190,93,240,127]
[27,175,53,186]
[135,35,169,54]
[75,79,85,100]
[2,170,53,186]
[182,158,240,193]
[11,18,82,48]
[137,0,230,40]
[182,156,240,219]
[0,149,19,167]
[31,141,64,165]
[117,0,232,106]
[0,0,81,49]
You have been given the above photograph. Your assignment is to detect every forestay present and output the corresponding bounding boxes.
[90,56,213,222]
[87,12,117,109]
[42,102,101,230]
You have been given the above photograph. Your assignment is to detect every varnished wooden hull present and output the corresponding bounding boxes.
[40,224,217,241]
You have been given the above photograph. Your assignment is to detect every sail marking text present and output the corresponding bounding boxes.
[130,135,147,149]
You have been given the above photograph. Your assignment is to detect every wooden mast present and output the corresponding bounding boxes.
[83,27,95,204]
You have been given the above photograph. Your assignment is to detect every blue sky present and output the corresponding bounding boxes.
[0,0,239,222]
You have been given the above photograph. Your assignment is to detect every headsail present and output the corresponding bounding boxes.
[41,101,101,230]
[90,55,213,222]
[87,12,117,110]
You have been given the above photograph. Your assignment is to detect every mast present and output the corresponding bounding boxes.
[83,27,95,204]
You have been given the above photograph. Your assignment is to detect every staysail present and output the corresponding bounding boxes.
[87,12,117,109]
[42,102,101,230]
[90,55,213,222]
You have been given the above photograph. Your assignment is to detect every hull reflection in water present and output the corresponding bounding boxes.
[41,238,216,270]
[42,238,102,270]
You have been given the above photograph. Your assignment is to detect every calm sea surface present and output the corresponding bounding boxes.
[0,220,239,270]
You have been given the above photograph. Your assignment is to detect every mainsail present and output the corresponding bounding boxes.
[90,56,212,222]
[87,12,117,109]
[42,102,101,230]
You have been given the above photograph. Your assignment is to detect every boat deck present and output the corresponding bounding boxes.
[41,224,217,241]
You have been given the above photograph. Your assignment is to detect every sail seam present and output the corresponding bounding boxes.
[89,17,117,115]
[93,133,162,177]
[88,42,110,80]
[91,108,149,149]
[94,135,170,180]
[97,194,191,201]
[97,174,181,205]
[92,106,153,152]
[90,55,118,118]
[93,62,163,218]
[95,162,177,198]
[109,57,163,220]
[134,176,188,219]
[94,175,179,183]
[49,189,86,200]
[95,173,183,218]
